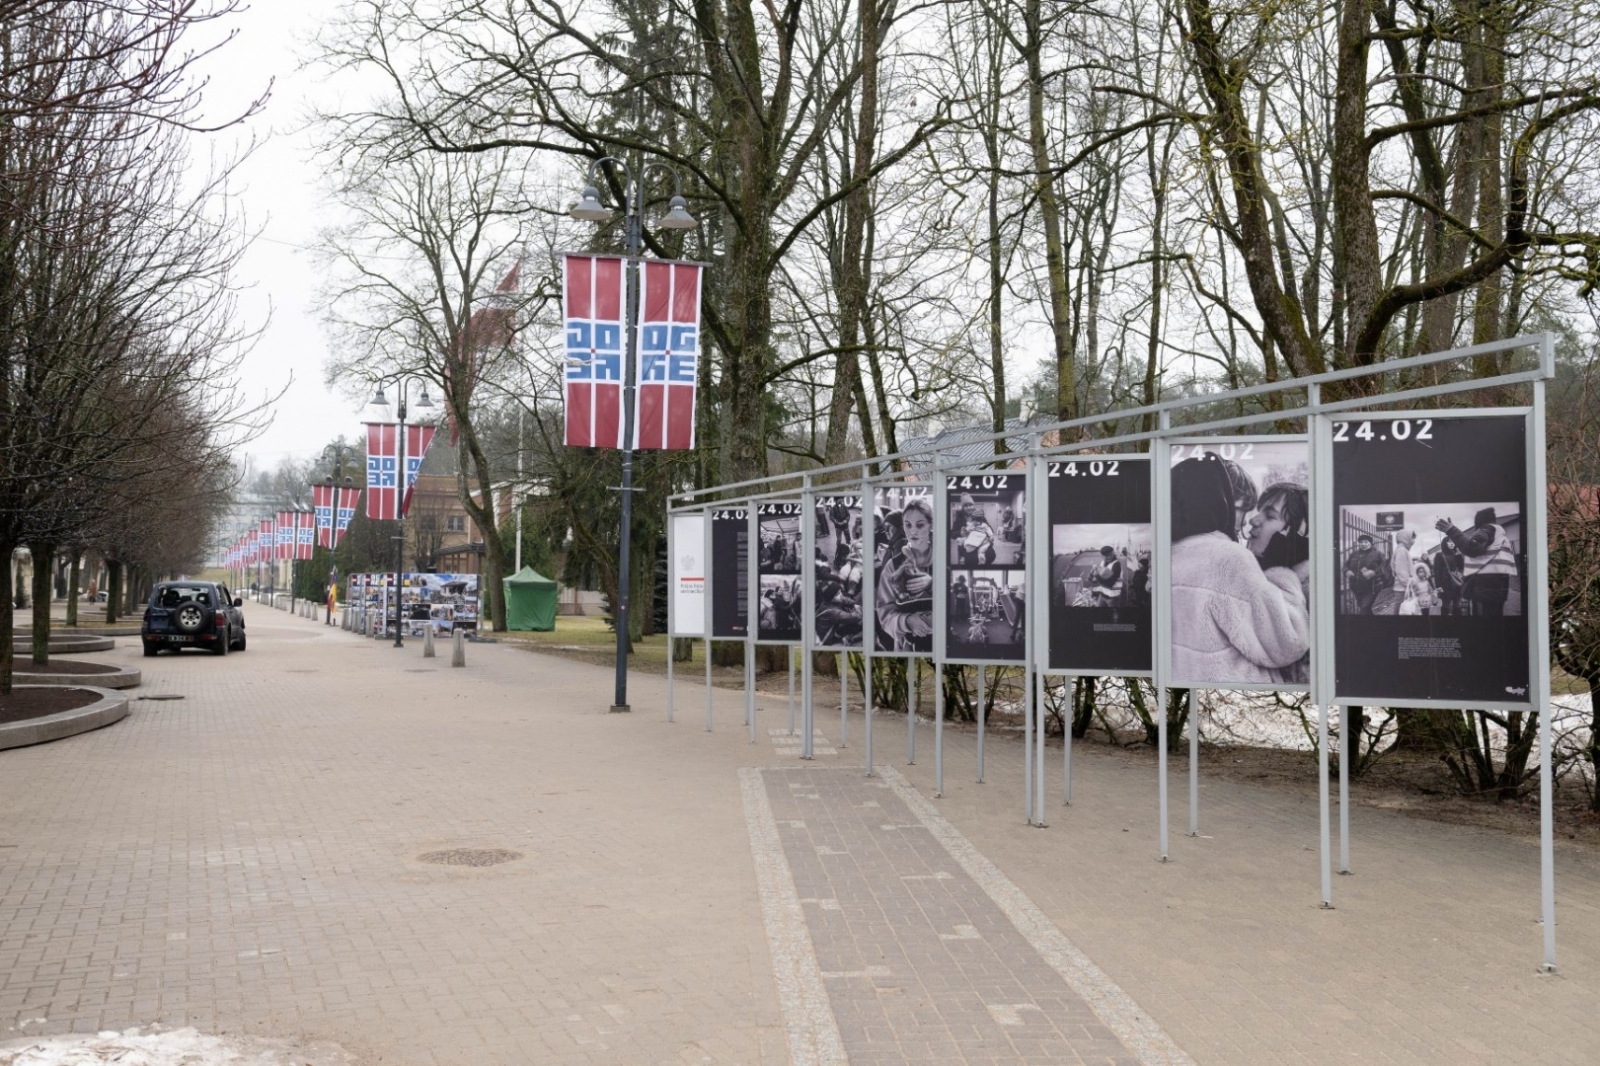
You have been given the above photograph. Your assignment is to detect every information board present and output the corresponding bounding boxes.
[669,513,706,637]
[1045,456,1152,674]
[710,507,748,639]
[1330,412,1530,705]
[1166,438,1311,689]
[812,494,863,649]
[869,483,934,655]
[756,501,803,643]
[941,470,1028,663]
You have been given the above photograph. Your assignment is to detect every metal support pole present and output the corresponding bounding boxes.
[1034,671,1047,827]
[934,662,944,797]
[801,646,813,759]
[1023,670,1034,824]
[1063,675,1073,805]
[1188,700,1200,837]
[705,640,714,732]
[1319,702,1333,907]
[393,404,406,649]
[864,653,874,777]
[1158,685,1169,861]
[1339,709,1351,873]
[1531,376,1557,971]
[787,651,796,735]
[976,665,986,783]
[907,661,916,764]
[609,198,644,713]
[666,640,675,723]
[747,646,756,744]
[840,655,848,749]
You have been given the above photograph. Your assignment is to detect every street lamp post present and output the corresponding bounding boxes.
[570,156,696,713]
[368,377,435,648]
[321,444,360,625]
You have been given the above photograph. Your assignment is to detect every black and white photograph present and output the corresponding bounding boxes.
[757,502,802,642]
[946,475,1026,567]
[1045,454,1153,673]
[1330,412,1530,704]
[946,568,1026,660]
[812,494,863,648]
[1339,503,1522,618]
[1168,439,1311,687]
[710,507,748,639]
[871,484,933,654]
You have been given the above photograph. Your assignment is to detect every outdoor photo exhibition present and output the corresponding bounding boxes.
[10,3,1600,1065]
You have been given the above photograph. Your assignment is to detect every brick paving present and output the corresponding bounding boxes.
[1,603,1597,1065]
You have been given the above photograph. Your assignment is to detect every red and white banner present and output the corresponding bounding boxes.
[312,484,334,548]
[333,486,360,548]
[277,511,295,561]
[633,259,702,450]
[366,422,399,520]
[563,254,627,448]
[295,510,315,561]
[400,423,437,519]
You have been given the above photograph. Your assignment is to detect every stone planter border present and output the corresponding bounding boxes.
[0,686,130,751]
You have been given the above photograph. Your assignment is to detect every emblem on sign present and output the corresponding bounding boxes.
[680,554,696,571]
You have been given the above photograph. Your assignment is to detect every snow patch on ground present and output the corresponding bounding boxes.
[0,1027,353,1066]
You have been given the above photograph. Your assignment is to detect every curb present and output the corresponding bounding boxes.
[0,686,130,751]
[12,636,115,654]
[11,664,142,690]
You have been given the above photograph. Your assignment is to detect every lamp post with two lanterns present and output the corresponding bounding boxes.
[321,443,361,624]
[366,377,436,649]
[568,156,696,713]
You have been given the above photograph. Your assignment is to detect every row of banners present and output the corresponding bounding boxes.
[221,422,442,569]
[669,410,1535,708]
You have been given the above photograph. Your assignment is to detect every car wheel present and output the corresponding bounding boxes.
[234,629,247,651]
[143,643,159,658]
[174,602,206,634]
[213,627,230,656]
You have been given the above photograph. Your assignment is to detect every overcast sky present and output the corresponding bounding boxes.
[197,0,363,479]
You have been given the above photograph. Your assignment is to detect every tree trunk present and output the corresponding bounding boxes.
[65,553,79,627]
[30,542,53,665]
[0,544,13,695]
[1022,0,1076,419]
[105,559,122,624]
[1589,677,1600,813]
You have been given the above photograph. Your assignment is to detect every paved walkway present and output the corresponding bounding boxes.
[0,603,1596,1065]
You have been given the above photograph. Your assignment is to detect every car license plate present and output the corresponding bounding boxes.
[164,635,193,643]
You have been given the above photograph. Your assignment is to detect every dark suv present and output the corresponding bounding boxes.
[141,581,246,657]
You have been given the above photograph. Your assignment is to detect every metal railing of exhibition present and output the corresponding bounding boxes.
[664,333,1559,972]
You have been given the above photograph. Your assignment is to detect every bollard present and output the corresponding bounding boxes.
[451,628,466,667]
[423,626,436,658]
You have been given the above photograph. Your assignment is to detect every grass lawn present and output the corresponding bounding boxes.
[496,615,706,672]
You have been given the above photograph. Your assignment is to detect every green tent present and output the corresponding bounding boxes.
[503,566,558,631]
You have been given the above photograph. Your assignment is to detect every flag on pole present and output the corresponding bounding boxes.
[333,485,360,547]
[312,484,334,548]
[277,511,295,560]
[633,259,703,450]
[366,423,399,519]
[399,422,437,519]
[295,511,315,561]
[562,254,627,448]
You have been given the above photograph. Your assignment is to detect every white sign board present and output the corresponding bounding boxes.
[670,513,707,637]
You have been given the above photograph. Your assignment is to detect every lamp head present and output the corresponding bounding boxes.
[415,384,436,411]
[660,194,697,230]
[570,184,613,222]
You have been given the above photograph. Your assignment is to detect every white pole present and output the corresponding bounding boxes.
[907,661,916,764]
[705,640,714,732]
[1034,670,1046,826]
[1319,702,1332,906]
[976,665,986,783]
[1158,685,1169,861]
[1531,376,1557,971]
[1024,669,1034,824]
[1063,676,1073,805]
[840,654,848,748]
[1188,695,1199,837]
[788,650,796,735]
[514,408,524,575]
[864,658,874,776]
[1339,709,1351,872]
[934,663,944,797]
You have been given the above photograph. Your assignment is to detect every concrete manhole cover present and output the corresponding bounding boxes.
[417,848,522,867]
